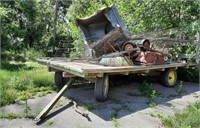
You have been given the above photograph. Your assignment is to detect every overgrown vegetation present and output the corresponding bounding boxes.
[177,67,199,83]
[1,0,199,60]
[139,81,158,107]
[0,62,54,106]
[0,113,23,120]
[161,101,200,128]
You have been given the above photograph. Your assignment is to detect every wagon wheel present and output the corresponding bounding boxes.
[122,42,137,51]
[161,68,177,87]
[54,71,69,91]
[94,74,109,102]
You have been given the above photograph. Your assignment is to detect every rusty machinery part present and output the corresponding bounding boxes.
[121,41,139,60]
[120,41,138,51]
[124,43,135,51]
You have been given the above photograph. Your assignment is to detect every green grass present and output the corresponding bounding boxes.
[110,111,120,127]
[83,104,100,111]
[0,61,54,106]
[47,120,54,126]
[139,81,158,107]
[161,101,200,128]
[177,81,183,95]
[0,112,23,119]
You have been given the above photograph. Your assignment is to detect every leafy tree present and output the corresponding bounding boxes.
[66,0,107,57]
[0,0,73,60]
[1,0,199,60]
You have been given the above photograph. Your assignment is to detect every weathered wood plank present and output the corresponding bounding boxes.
[37,58,197,77]
[34,78,74,123]
[82,63,197,73]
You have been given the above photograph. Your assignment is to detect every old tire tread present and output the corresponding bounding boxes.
[94,74,109,102]
[54,71,69,91]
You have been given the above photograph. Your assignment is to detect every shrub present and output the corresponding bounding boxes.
[177,67,199,83]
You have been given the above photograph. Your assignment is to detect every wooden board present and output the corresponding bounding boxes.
[34,78,74,123]
[37,57,197,78]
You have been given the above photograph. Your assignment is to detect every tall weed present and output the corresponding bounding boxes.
[161,101,200,128]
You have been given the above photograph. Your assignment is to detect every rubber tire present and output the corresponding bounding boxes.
[54,71,69,91]
[94,74,109,102]
[161,68,177,87]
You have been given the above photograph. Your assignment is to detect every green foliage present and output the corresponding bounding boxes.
[177,68,199,83]
[66,0,200,57]
[177,81,183,95]
[24,48,45,61]
[0,113,22,120]
[0,62,54,106]
[0,89,18,106]
[139,81,157,99]
[8,76,34,91]
[1,0,73,61]
[139,81,158,107]
[161,101,200,128]
[37,90,52,97]
[84,104,100,111]
[47,120,54,126]
[170,45,196,56]
[66,0,107,58]
[110,111,120,127]
[1,0,199,60]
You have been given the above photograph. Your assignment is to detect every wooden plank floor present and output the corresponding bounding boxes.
[37,57,197,75]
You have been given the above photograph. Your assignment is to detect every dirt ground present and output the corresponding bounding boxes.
[0,80,199,128]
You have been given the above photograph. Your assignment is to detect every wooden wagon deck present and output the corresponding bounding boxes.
[37,57,197,78]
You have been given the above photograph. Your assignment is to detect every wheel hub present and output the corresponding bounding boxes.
[168,71,175,86]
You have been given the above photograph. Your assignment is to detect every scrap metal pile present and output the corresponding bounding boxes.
[76,5,198,66]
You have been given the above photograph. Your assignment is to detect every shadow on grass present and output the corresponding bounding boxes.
[1,62,34,71]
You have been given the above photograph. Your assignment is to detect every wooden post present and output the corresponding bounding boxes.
[34,78,74,123]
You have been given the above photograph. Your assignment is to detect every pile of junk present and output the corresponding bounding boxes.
[75,5,175,66]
